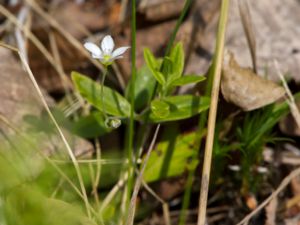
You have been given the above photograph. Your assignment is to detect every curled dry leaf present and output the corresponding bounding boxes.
[221,51,285,111]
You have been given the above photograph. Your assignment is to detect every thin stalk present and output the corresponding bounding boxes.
[101,67,108,120]
[197,1,230,225]
[124,0,192,222]
[179,66,213,224]
[125,0,137,219]
[125,125,161,225]
[135,0,193,162]
[164,0,193,56]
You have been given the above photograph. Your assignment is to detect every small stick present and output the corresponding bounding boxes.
[236,167,300,225]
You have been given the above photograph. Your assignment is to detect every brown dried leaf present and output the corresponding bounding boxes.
[221,51,285,111]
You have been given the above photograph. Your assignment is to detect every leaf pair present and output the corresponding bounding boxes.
[72,72,210,124]
[150,95,210,122]
[143,42,205,92]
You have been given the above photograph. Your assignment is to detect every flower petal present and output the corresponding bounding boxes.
[84,42,102,57]
[112,46,130,58]
[101,35,114,54]
[92,54,104,59]
[110,56,124,61]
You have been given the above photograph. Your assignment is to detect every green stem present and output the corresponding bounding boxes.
[101,67,108,120]
[179,109,208,225]
[179,66,213,225]
[125,0,192,221]
[126,0,137,218]
[164,0,193,56]
[179,0,230,222]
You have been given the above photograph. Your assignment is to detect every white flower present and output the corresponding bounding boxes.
[84,35,130,66]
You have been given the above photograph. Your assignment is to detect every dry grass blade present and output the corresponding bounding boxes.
[238,0,257,73]
[0,4,72,86]
[49,31,74,104]
[100,172,128,215]
[142,180,171,225]
[197,0,230,224]
[0,42,92,218]
[125,124,161,225]
[275,60,300,128]
[24,0,104,72]
[0,95,93,214]
[120,0,129,23]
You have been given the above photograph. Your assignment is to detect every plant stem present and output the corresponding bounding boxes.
[126,0,137,219]
[125,125,161,225]
[197,1,230,225]
[179,66,213,225]
[164,0,193,56]
[101,67,108,120]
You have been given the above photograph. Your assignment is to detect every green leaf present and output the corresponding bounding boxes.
[168,42,184,81]
[144,131,198,182]
[126,65,157,111]
[143,48,165,85]
[5,186,96,225]
[161,56,173,79]
[149,95,210,122]
[72,72,131,117]
[170,75,206,86]
[151,99,170,118]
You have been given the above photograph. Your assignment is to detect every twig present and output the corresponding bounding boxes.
[197,1,230,225]
[142,180,171,225]
[125,124,161,225]
[236,167,300,225]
